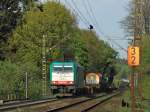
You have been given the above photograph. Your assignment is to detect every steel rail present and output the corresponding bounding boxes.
[81,92,120,112]
[0,98,57,111]
[47,93,107,112]
[47,92,120,112]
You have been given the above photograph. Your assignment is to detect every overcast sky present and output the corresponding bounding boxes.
[41,0,131,59]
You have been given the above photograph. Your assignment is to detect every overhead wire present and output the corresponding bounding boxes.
[82,0,95,26]
[71,0,91,25]
[64,0,89,27]
[64,0,127,53]
[85,0,127,52]
[83,1,120,41]
[86,0,100,27]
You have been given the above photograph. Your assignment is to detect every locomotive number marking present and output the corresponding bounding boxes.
[131,56,136,64]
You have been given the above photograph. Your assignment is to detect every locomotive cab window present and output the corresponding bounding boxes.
[64,66,73,73]
[53,66,63,72]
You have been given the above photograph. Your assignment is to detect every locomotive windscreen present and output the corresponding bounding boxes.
[51,64,74,85]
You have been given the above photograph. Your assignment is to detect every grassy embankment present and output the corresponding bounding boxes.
[121,75,150,112]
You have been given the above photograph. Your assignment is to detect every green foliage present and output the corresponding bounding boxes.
[0,0,21,60]
[142,75,150,99]
[5,2,77,99]
[122,75,150,112]
[69,29,117,72]
[8,1,117,72]
[28,79,42,99]
[0,0,21,42]
[0,0,37,60]
[0,61,21,99]
[8,1,75,64]
[69,29,89,69]
[121,0,150,35]
[19,62,42,99]
[0,60,42,99]
[120,35,150,112]
[115,59,131,79]
[2,1,118,100]
[80,30,117,72]
[0,0,37,42]
[141,35,150,74]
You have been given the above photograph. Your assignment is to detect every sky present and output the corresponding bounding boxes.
[41,0,131,59]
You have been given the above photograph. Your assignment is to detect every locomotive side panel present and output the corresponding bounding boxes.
[75,65,85,88]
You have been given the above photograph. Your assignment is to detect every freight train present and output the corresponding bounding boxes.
[49,61,115,96]
[49,61,84,95]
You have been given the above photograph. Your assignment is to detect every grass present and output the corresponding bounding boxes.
[90,74,149,112]
[142,75,150,99]
[120,74,150,112]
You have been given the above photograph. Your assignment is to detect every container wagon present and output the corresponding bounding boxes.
[85,73,102,94]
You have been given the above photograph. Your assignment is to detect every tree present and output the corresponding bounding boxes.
[68,28,89,69]
[0,0,37,59]
[0,61,22,99]
[5,2,77,99]
[0,60,42,99]
[2,1,118,99]
[0,0,21,59]
[79,30,117,72]
[141,35,150,74]
[121,1,150,74]
[8,1,76,65]
[0,0,21,42]
[121,0,150,36]
[143,0,150,34]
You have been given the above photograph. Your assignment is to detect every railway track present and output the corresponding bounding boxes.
[0,92,119,112]
[0,97,57,112]
[0,99,31,107]
[47,92,120,112]
[0,95,94,112]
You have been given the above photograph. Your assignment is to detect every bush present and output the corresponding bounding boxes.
[0,61,42,100]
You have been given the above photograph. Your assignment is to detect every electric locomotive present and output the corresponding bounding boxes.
[49,61,84,95]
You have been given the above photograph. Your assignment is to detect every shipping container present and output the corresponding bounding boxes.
[85,73,101,85]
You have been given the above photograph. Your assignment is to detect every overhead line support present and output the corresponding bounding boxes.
[130,0,144,112]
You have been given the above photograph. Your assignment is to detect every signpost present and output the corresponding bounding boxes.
[128,46,140,66]
[128,0,144,111]
[128,45,144,112]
